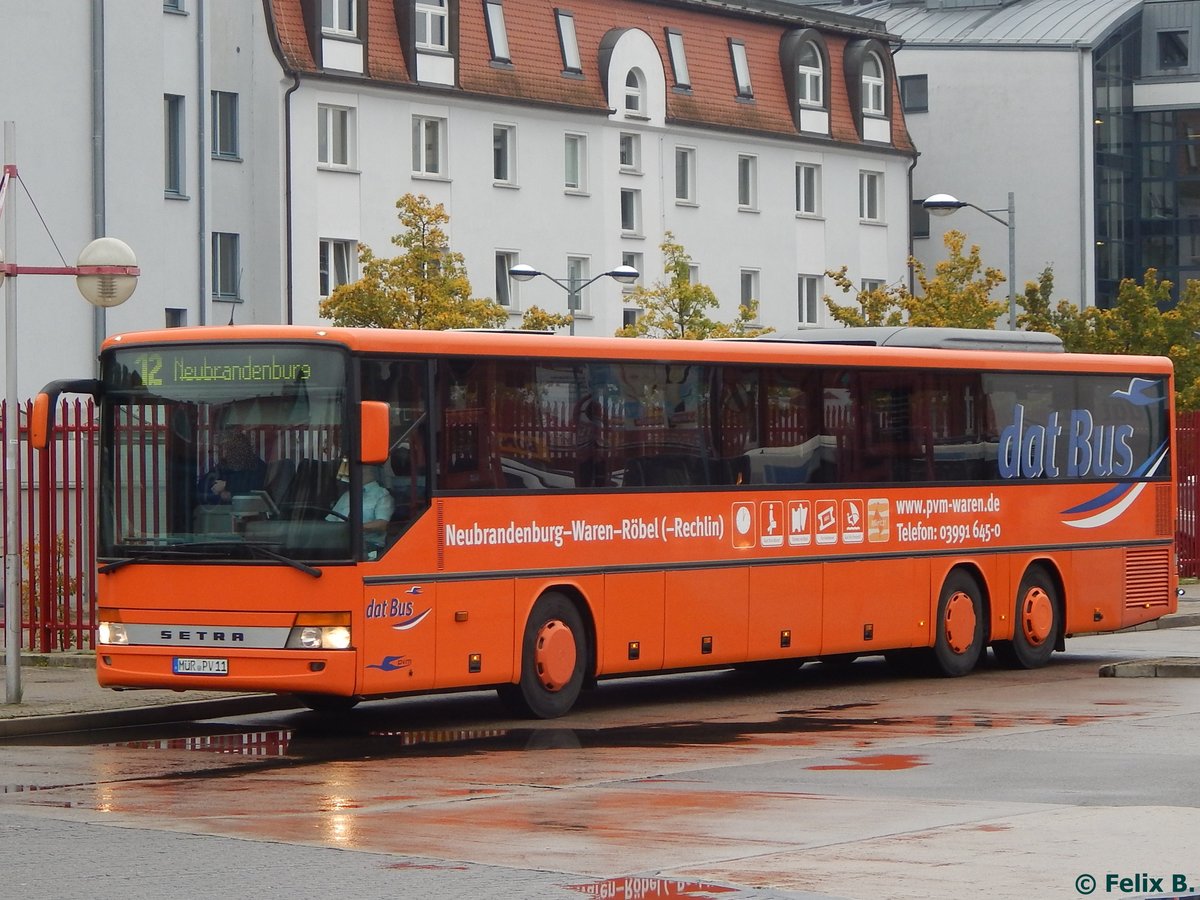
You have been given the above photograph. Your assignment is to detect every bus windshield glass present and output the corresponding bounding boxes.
[99,343,351,562]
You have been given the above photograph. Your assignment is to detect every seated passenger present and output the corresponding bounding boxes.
[197,430,266,505]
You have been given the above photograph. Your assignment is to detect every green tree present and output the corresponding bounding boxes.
[823,230,1006,329]
[319,193,507,330]
[616,233,773,339]
[519,305,574,332]
[1018,267,1200,410]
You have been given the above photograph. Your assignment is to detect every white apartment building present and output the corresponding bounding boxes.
[0,0,917,399]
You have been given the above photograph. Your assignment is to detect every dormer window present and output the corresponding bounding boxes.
[863,52,885,115]
[416,0,448,52]
[321,0,356,36]
[624,69,645,116]
[798,41,823,107]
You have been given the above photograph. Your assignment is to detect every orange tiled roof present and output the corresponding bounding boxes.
[265,0,914,153]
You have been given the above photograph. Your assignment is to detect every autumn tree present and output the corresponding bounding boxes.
[616,233,773,339]
[1018,267,1200,410]
[824,230,1007,329]
[519,305,574,332]
[319,193,507,330]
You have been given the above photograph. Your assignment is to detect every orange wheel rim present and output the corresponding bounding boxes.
[534,620,577,692]
[1020,587,1054,646]
[944,591,977,655]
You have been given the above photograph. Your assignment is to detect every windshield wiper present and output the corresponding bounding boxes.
[100,542,322,578]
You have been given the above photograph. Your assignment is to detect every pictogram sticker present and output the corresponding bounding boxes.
[760,501,784,547]
[788,500,812,546]
[842,499,864,543]
[815,500,838,545]
[732,502,757,549]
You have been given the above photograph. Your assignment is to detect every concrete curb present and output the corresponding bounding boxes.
[0,694,303,739]
[1099,657,1200,678]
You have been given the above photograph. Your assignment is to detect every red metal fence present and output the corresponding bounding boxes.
[4,401,1200,653]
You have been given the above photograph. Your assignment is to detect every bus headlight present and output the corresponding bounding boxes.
[97,621,129,645]
[286,612,351,650]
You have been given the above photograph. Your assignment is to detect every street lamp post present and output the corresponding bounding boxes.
[508,263,640,335]
[1,121,140,704]
[922,191,1017,330]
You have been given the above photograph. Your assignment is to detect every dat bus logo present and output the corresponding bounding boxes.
[998,403,1135,479]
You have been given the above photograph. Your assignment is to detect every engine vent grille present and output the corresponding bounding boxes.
[1125,546,1171,610]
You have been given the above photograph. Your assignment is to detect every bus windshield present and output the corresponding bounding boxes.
[99,343,351,563]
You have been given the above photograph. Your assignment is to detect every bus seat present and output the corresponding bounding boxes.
[265,459,295,501]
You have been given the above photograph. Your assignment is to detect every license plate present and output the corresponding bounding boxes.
[173,657,229,676]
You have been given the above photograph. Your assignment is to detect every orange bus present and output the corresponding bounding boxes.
[34,325,1177,717]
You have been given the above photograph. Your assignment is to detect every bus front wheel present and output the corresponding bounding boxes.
[499,592,587,719]
[993,566,1060,669]
[932,571,985,677]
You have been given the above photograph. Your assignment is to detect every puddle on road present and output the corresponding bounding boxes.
[88,704,1123,767]
[806,753,928,771]
[564,876,737,898]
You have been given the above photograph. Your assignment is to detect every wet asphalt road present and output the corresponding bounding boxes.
[4,627,1200,900]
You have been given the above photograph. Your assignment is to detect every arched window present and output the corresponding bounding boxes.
[625,68,645,115]
[863,52,885,115]
[797,41,823,107]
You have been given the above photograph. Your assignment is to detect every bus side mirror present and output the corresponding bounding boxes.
[360,401,390,465]
[30,392,53,451]
[29,378,102,451]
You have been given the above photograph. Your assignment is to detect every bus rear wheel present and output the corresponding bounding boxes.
[932,571,985,677]
[993,566,1060,669]
[498,592,587,719]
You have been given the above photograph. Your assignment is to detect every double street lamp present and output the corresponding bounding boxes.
[922,191,1017,330]
[508,263,640,335]
[2,121,140,703]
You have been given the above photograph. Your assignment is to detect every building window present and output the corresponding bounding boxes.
[163,0,183,10]
[621,251,643,291]
[620,188,641,234]
[164,94,185,195]
[688,263,700,284]
[165,308,188,327]
[495,251,518,308]
[566,255,589,314]
[212,232,240,299]
[416,0,448,51]
[556,10,581,73]
[1159,30,1190,69]
[619,132,640,171]
[493,124,515,183]
[911,198,930,239]
[485,1,510,62]
[730,39,753,98]
[321,0,356,36]
[412,115,446,176]
[740,269,760,312]
[861,278,885,294]
[900,75,928,113]
[666,29,690,89]
[211,91,238,159]
[564,132,587,191]
[797,41,823,106]
[622,307,641,328]
[798,275,820,325]
[624,69,645,115]
[675,146,696,203]
[795,163,820,215]
[859,170,883,222]
[738,154,757,209]
[863,52,885,115]
[318,104,352,168]
[319,239,355,297]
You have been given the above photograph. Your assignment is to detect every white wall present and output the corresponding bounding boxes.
[898,47,1090,309]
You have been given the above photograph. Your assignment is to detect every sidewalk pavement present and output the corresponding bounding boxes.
[4,585,1200,739]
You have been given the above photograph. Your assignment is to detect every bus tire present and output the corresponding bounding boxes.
[499,592,587,719]
[993,566,1059,669]
[932,570,985,677]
